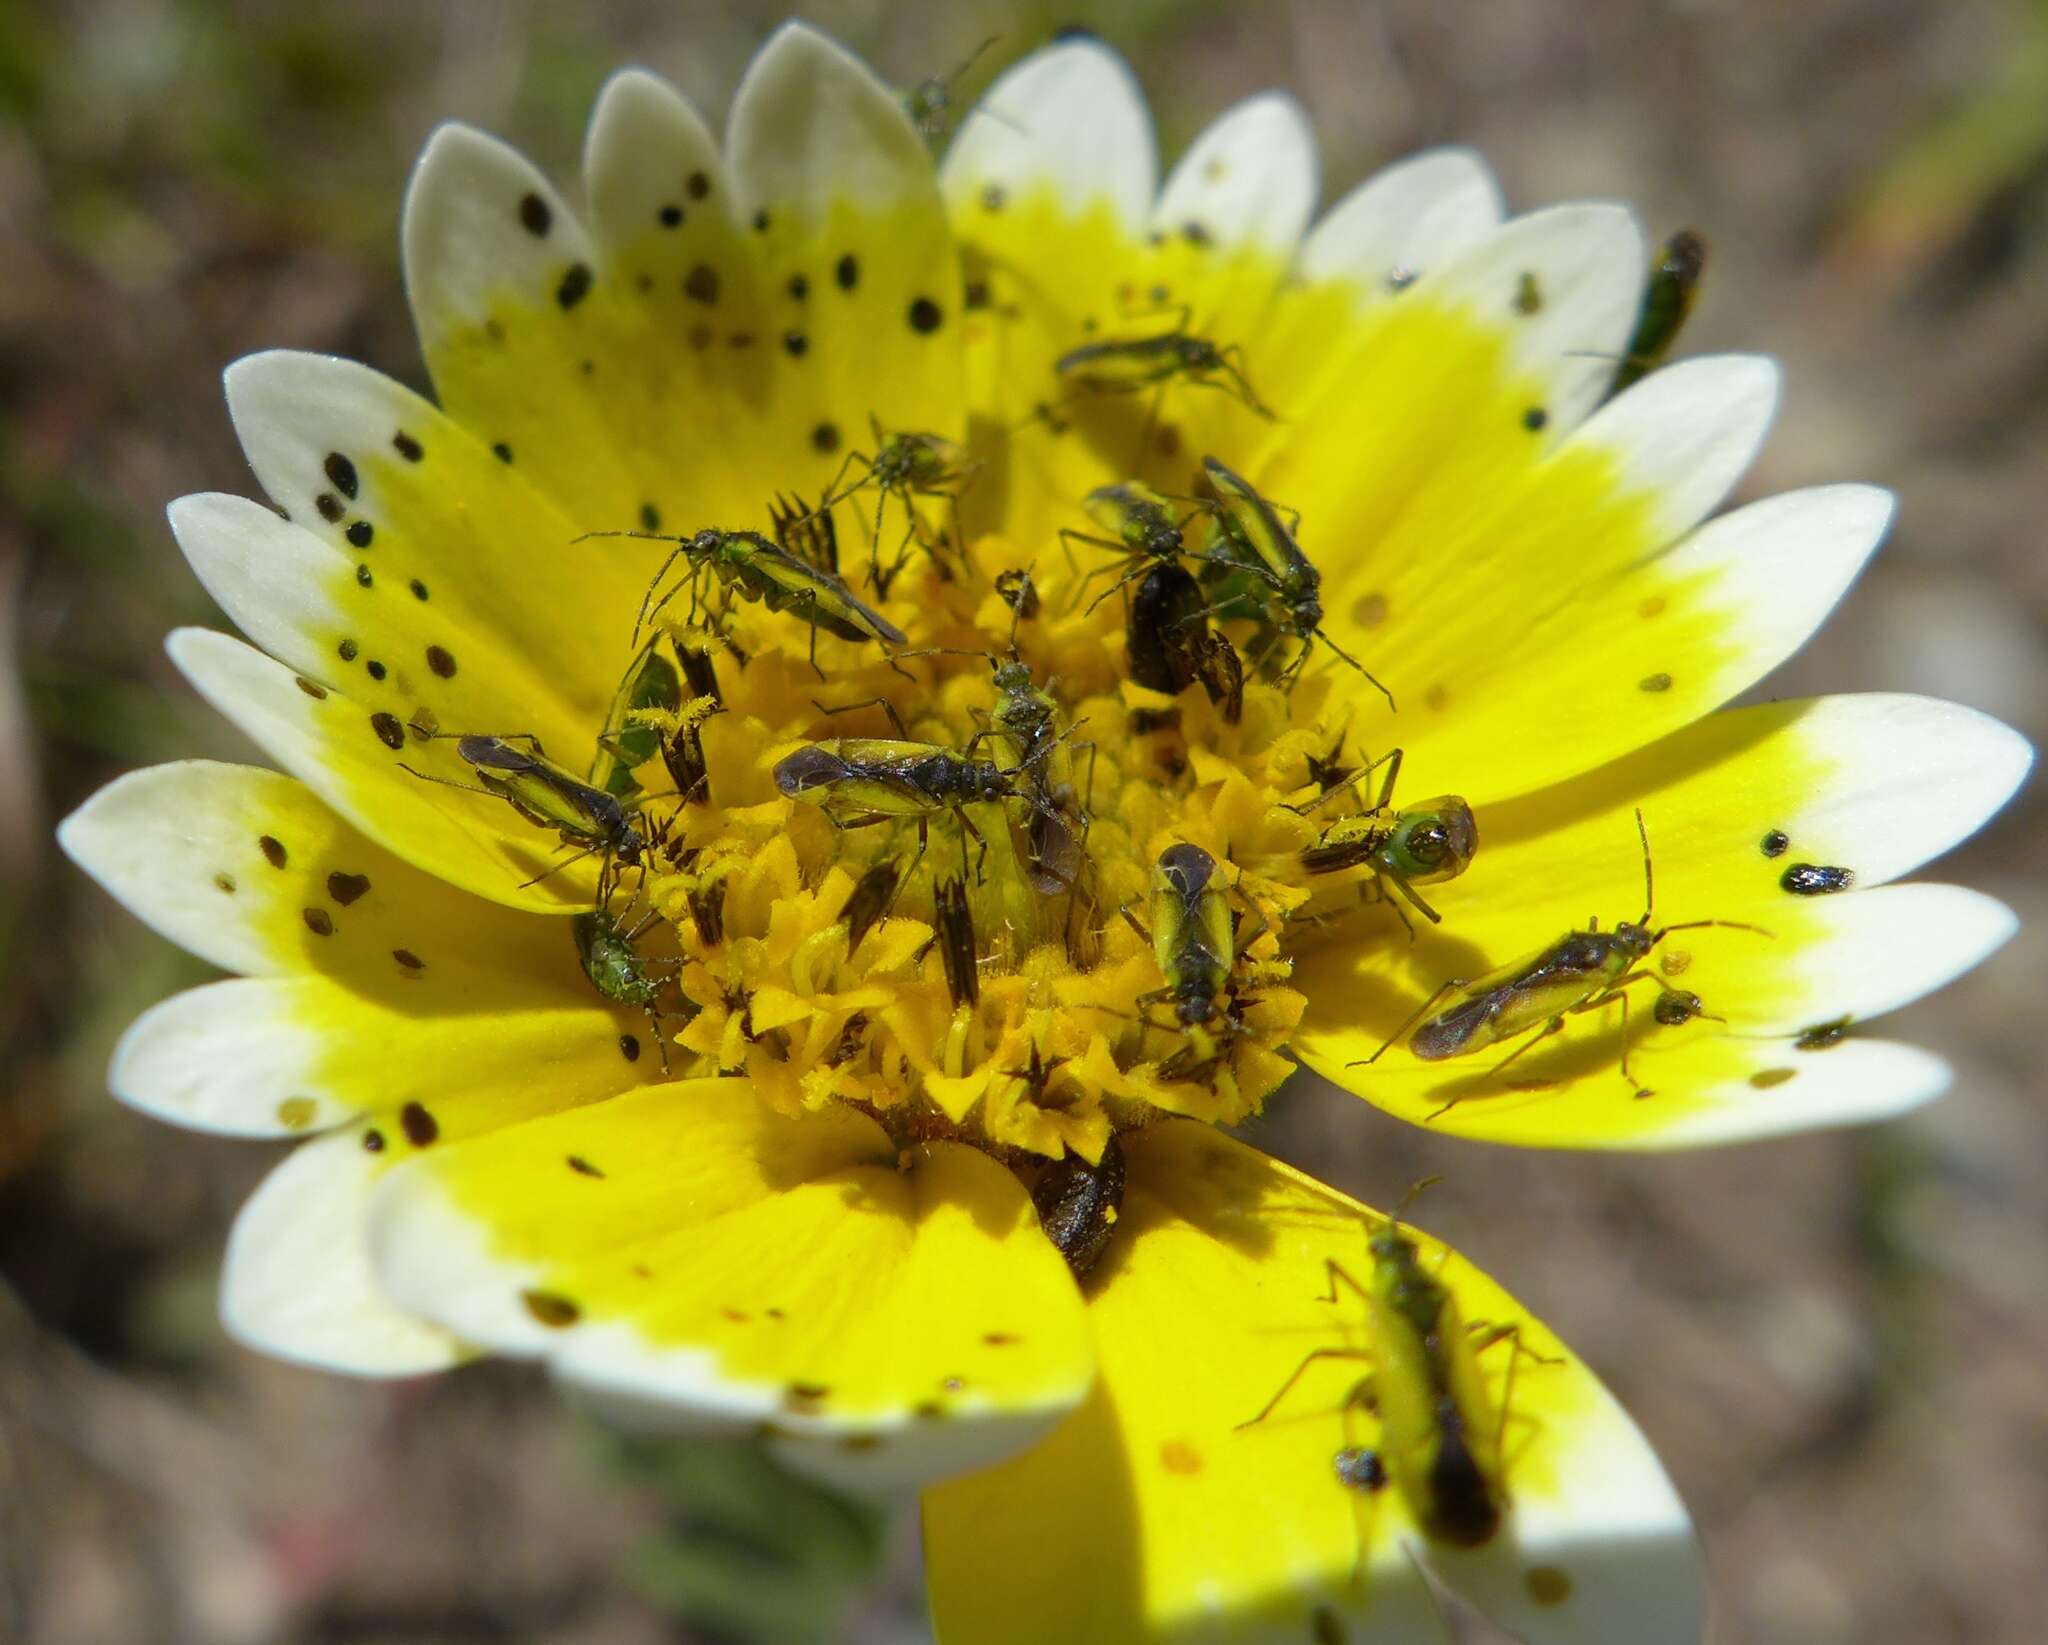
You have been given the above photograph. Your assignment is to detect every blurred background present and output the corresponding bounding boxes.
[2,1,2043,1641]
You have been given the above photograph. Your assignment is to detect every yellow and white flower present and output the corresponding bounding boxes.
[60,24,2027,1645]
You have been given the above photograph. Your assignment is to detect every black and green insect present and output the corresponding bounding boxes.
[901,35,1002,145]
[772,697,1074,882]
[1061,479,1191,613]
[1294,748,1478,933]
[402,733,651,885]
[984,652,1092,895]
[1056,320,1274,420]
[588,524,906,678]
[1193,456,1392,706]
[1238,1196,1543,1550]
[1108,843,1267,1082]
[1606,229,1707,399]
[574,868,688,1073]
[932,868,981,1008]
[816,423,979,595]
[1355,811,1768,1102]
[588,634,683,801]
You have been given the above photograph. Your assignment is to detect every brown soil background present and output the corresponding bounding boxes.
[2,3,2042,1642]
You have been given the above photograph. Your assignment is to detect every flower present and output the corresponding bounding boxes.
[58,22,2028,1645]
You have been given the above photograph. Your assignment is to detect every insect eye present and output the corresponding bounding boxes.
[1400,822,1449,870]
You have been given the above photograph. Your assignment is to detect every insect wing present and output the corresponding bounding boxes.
[1409,935,1615,1060]
[1152,844,1231,1002]
[1127,564,1210,697]
[1084,480,1177,546]
[1201,456,1309,590]
[772,743,857,799]
[737,541,900,644]
[1301,814,1391,876]
[1191,631,1244,723]
[1365,1229,1505,1546]
[591,637,683,799]
[459,738,614,840]
[1056,334,1180,390]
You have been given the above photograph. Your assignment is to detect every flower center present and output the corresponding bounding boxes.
[592,491,1435,1186]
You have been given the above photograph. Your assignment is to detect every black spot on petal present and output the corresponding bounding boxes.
[518,192,552,236]
[327,871,370,905]
[346,520,374,549]
[556,262,593,310]
[371,712,405,749]
[658,203,683,228]
[324,452,358,499]
[835,253,858,290]
[684,264,720,305]
[392,431,424,462]
[258,835,287,869]
[492,442,514,464]
[426,645,457,678]
[302,907,334,936]
[315,492,345,523]
[908,296,944,333]
[521,1289,579,1328]
[399,1101,439,1146]
[686,171,711,200]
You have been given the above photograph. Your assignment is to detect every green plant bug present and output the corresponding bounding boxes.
[1607,229,1707,399]
[402,733,651,886]
[1355,810,1769,1102]
[1194,456,1393,707]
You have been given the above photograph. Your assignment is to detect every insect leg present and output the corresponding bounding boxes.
[1371,876,1420,943]
[397,760,479,793]
[1378,870,1443,930]
[1310,627,1397,712]
[1350,979,1461,1067]
[1234,1345,1375,1430]
[1482,1014,1567,1084]
[519,838,606,890]
[810,695,912,739]
[1565,968,1664,1097]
